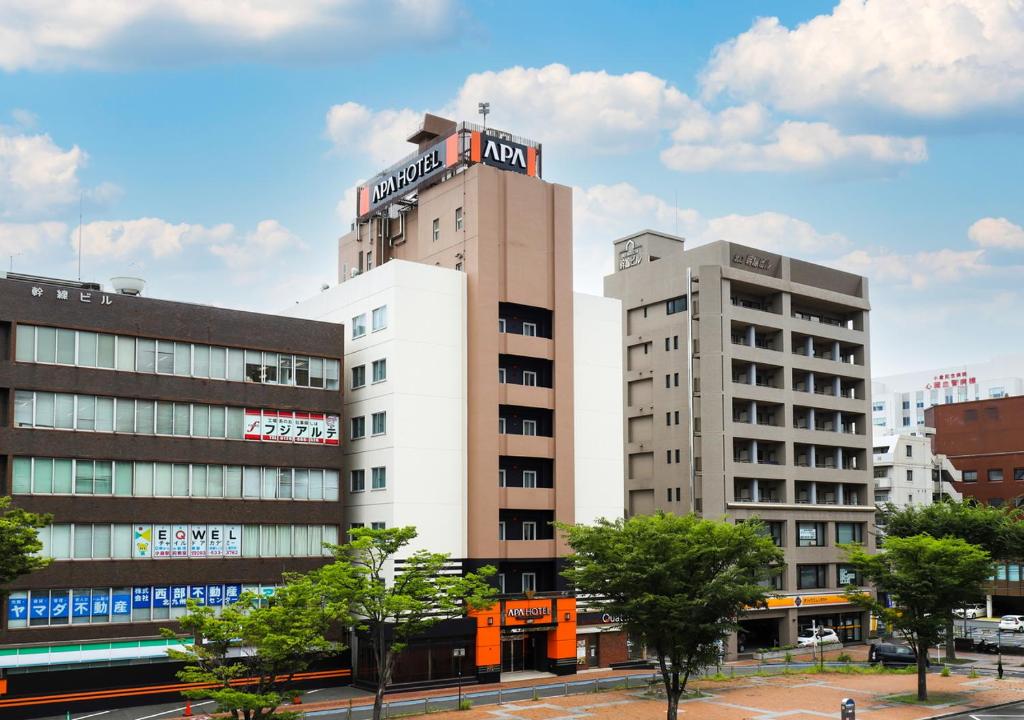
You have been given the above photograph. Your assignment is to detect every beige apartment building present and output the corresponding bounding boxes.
[604,230,875,653]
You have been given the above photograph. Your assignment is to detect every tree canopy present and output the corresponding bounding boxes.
[844,534,992,701]
[0,496,52,587]
[560,513,783,720]
[880,500,1024,559]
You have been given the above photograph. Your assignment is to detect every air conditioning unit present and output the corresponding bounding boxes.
[350,268,360,278]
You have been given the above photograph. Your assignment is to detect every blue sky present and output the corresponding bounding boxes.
[1,0,1022,376]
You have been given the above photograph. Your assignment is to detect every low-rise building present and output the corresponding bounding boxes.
[872,430,961,511]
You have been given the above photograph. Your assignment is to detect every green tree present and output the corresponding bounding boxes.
[163,573,344,720]
[559,513,783,720]
[317,527,496,720]
[844,534,992,701]
[0,496,52,586]
[880,500,1024,656]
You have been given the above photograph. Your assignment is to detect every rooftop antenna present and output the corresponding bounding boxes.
[9,251,22,272]
[77,191,83,281]
[478,102,490,133]
[674,189,678,236]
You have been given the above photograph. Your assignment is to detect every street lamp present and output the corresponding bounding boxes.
[478,102,490,133]
[998,628,1004,679]
[453,647,466,706]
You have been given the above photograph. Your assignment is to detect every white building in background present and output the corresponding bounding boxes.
[872,355,1024,434]
[283,259,624,571]
[872,429,961,510]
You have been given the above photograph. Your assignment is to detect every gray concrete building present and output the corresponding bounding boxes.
[603,231,875,653]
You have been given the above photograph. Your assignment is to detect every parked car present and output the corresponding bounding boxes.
[796,628,840,647]
[954,604,985,619]
[869,642,926,667]
[1000,615,1024,632]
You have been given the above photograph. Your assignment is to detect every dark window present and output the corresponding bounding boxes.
[673,336,679,350]
[836,522,864,544]
[963,470,978,483]
[674,411,680,424]
[673,373,679,387]
[798,564,828,590]
[666,296,687,315]
[965,409,979,422]
[666,488,672,502]
[764,521,784,547]
[1015,468,1024,481]
[838,564,861,586]
[989,469,1004,482]
[902,401,910,410]
[905,445,913,457]
[674,449,680,463]
[666,412,671,426]
[675,487,680,501]
[666,450,671,464]
[665,375,671,388]
[664,338,670,351]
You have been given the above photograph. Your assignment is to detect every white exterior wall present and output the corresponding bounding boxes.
[284,260,467,560]
[572,292,625,526]
[872,430,962,510]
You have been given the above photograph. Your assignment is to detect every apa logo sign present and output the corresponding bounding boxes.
[478,132,535,176]
[484,138,526,169]
[507,606,550,619]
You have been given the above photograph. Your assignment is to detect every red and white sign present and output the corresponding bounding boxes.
[925,371,976,390]
[244,409,340,446]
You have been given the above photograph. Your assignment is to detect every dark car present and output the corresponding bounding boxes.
[869,642,928,667]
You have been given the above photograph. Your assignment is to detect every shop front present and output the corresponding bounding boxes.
[575,611,641,668]
[471,596,577,682]
[738,593,871,655]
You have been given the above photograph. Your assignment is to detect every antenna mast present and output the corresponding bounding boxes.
[77,192,83,281]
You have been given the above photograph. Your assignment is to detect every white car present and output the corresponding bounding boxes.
[797,628,841,647]
[954,605,985,619]
[999,615,1024,632]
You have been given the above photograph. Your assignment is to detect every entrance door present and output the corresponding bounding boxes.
[502,636,529,672]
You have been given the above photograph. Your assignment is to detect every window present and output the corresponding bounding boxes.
[797,564,827,590]
[498,318,506,333]
[497,574,505,594]
[902,400,910,410]
[366,251,373,270]
[372,359,387,383]
[989,469,1004,482]
[351,416,366,439]
[665,338,670,351]
[522,419,537,436]
[351,365,366,388]
[906,469,913,483]
[1015,468,1024,481]
[522,322,537,337]
[838,564,861,586]
[836,522,864,544]
[522,522,537,541]
[764,521,784,547]
[963,470,978,483]
[432,218,440,241]
[905,444,913,457]
[371,412,387,435]
[352,314,367,338]
[498,522,506,541]
[455,207,464,231]
[523,470,538,488]
[498,469,506,487]
[796,522,826,547]
[371,522,386,530]
[350,470,365,493]
[372,306,387,332]
[522,370,537,387]
[499,417,506,434]
[498,368,506,383]
[666,296,687,315]
[371,467,386,490]
[521,573,536,593]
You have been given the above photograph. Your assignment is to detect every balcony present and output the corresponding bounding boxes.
[499,383,554,409]
[499,539,557,560]
[734,478,785,504]
[794,481,867,507]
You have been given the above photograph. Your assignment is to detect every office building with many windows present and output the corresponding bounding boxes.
[604,230,875,655]
[0,272,344,676]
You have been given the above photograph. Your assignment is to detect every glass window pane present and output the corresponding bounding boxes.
[155,403,172,436]
[116,336,136,371]
[174,343,191,376]
[277,469,292,499]
[323,525,339,547]
[279,355,293,385]
[295,357,309,386]
[76,395,95,430]
[15,390,34,426]
[226,407,244,439]
[243,526,259,557]
[192,465,207,497]
[55,393,75,429]
[308,469,323,500]
[7,591,28,628]
[115,398,134,433]
[96,397,114,431]
[97,334,115,368]
[94,461,113,494]
[93,524,111,558]
[209,406,226,438]
[13,457,31,493]
[207,465,224,498]
[75,460,94,494]
[135,462,154,496]
[78,331,98,367]
[36,326,56,363]
[35,392,55,427]
[73,525,93,558]
[92,588,111,622]
[53,459,72,493]
[34,458,54,493]
[193,405,209,437]
[226,466,242,498]
[137,400,155,434]
[138,338,156,372]
[307,525,322,556]
[209,346,226,379]
[15,324,34,362]
[309,358,324,388]
[262,468,276,499]
[324,470,339,501]
[57,329,77,364]
[294,469,309,500]
[172,465,189,496]
[193,345,210,378]
[173,403,190,436]
[114,462,133,496]
[157,340,174,374]
[154,463,172,496]
[278,526,292,557]
[245,350,262,382]
[263,352,278,383]
[243,467,261,498]
[228,348,244,381]
[326,360,340,390]
[293,526,308,555]
[112,526,131,558]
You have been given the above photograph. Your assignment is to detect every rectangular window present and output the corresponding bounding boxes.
[78,331,98,367]
[371,412,386,435]
[371,467,386,490]
[174,343,190,376]
[990,469,1004,482]
[370,522,386,530]
[115,398,134,433]
[905,444,913,457]
[906,469,913,483]
[210,346,226,379]
[15,324,34,362]
[796,522,826,547]
[963,470,978,482]
[797,564,827,590]
[836,522,864,544]
[522,522,537,541]
[309,357,324,389]
[522,370,537,387]
[666,296,687,315]
[523,470,537,488]
[326,359,340,390]
[522,322,537,337]
[36,326,57,363]
[228,348,244,381]
[351,416,366,439]
[432,217,440,241]
[13,457,31,493]
[372,359,387,383]
[372,306,387,332]
[352,314,367,338]
[498,522,506,541]
[193,345,210,377]
[294,356,309,386]
[522,419,537,436]
[455,207,463,231]
[521,573,536,593]
[838,564,861,586]
[351,365,366,388]
[1015,468,1024,482]
[350,470,365,492]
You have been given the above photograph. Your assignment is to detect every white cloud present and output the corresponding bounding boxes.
[0,128,85,217]
[0,0,455,71]
[325,102,422,167]
[77,217,234,258]
[706,212,848,255]
[968,217,1024,249]
[10,109,38,129]
[0,221,67,256]
[836,247,990,289]
[701,0,1024,117]
[209,218,302,270]
[662,119,927,172]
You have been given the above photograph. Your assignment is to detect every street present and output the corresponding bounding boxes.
[942,700,1024,719]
